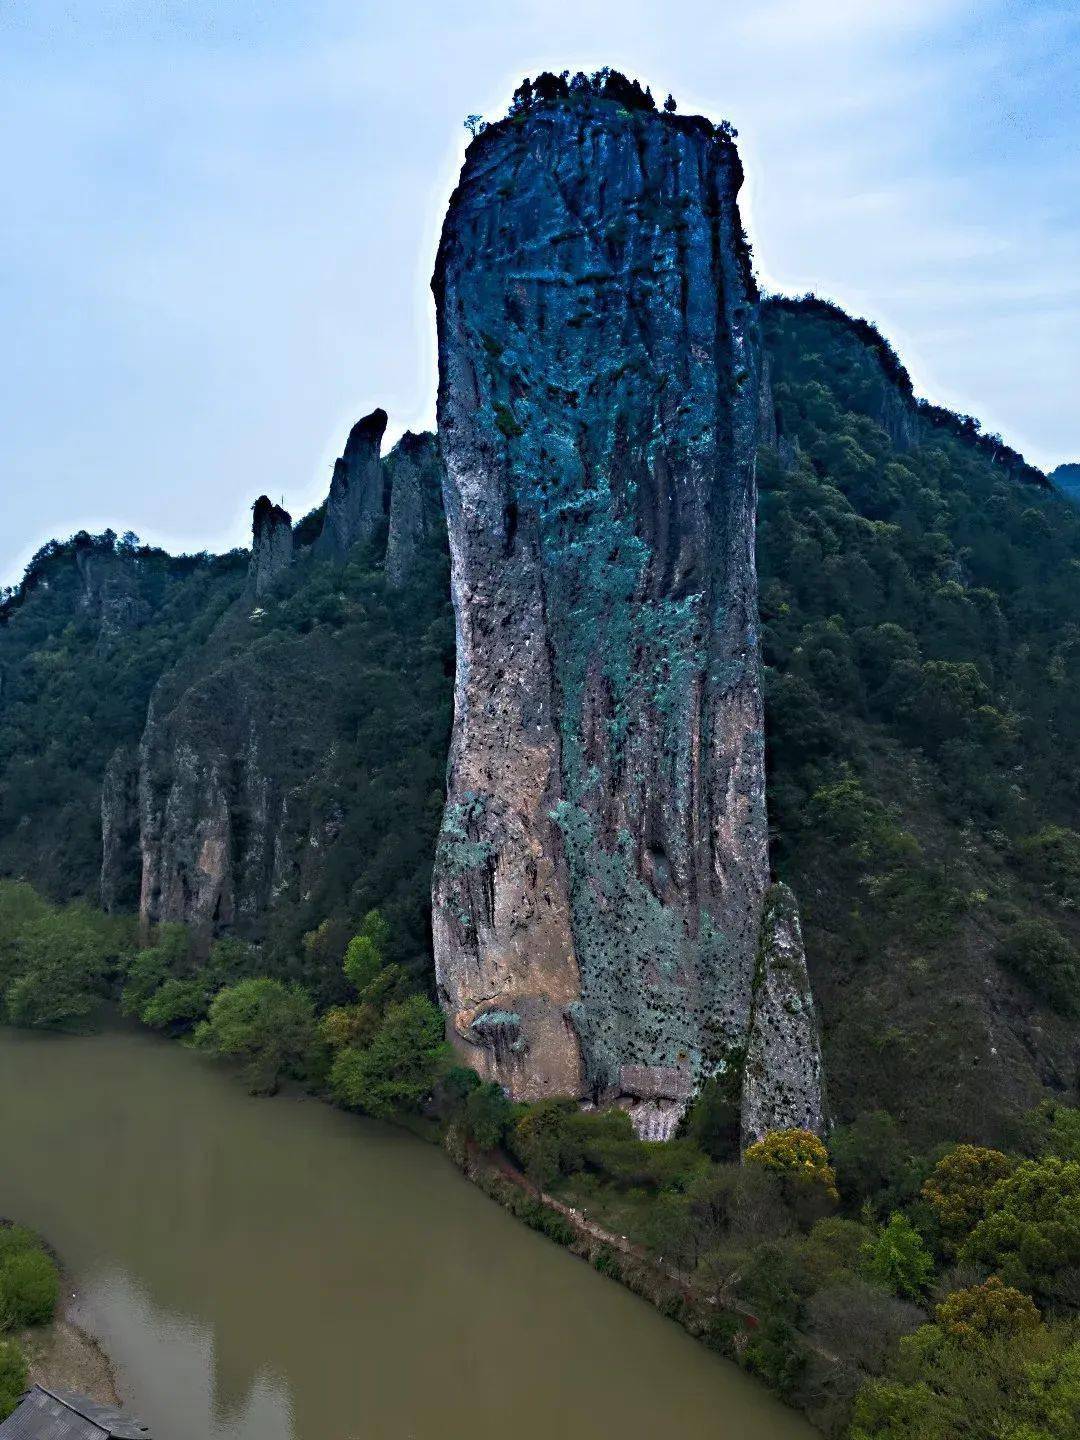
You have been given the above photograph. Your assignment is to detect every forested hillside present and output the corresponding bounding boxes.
[0,502,453,997]
[0,538,246,896]
[760,298,1080,1146]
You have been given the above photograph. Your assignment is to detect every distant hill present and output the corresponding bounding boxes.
[1052,462,1080,502]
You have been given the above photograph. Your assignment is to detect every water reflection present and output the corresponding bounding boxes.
[0,1025,812,1440]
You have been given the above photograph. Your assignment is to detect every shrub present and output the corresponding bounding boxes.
[960,1156,1080,1290]
[0,1228,41,1269]
[744,1129,838,1204]
[463,1082,514,1149]
[439,1065,480,1111]
[682,1076,742,1161]
[342,910,390,994]
[1016,825,1080,896]
[996,919,1080,1014]
[0,1248,59,1327]
[936,1276,1041,1344]
[329,995,449,1118]
[830,1110,922,1212]
[578,1134,705,1191]
[861,1212,934,1299]
[194,978,316,1095]
[921,1144,1012,1244]
[140,976,210,1030]
[0,1340,27,1421]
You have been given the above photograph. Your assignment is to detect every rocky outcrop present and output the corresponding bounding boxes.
[741,884,825,1147]
[385,432,444,588]
[432,88,770,1112]
[73,540,152,651]
[315,409,388,559]
[250,497,293,596]
[137,647,339,940]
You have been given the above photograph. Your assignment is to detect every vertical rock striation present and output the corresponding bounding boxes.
[432,87,771,1120]
[100,744,140,913]
[315,408,388,559]
[385,432,444,588]
[250,497,293,596]
[741,884,825,1147]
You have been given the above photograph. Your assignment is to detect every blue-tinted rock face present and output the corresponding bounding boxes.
[432,93,770,1114]
[315,408,388,560]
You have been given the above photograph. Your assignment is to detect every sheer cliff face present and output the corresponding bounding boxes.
[432,98,769,1109]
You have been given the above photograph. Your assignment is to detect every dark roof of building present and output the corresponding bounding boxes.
[0,1385,150,1440]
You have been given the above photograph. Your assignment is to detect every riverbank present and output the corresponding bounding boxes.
[20,1287,120,1407]
[0,1219,121,1416]
[448,1127,762,1359]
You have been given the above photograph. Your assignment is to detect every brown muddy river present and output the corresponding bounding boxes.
[0,1024,813,1439]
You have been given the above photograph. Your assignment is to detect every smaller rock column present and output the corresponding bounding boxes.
[250,496,293,596]
[315,408,388,559]
[385,432,442,588]
[741,883,826,1148]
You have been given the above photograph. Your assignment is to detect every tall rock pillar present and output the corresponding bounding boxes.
[432,85,770,1124]
[250,496,293,597]
[316,408,388,559]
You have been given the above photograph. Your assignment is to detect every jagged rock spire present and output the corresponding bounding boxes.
[250,495,293,596]
[315,408,388,559]
[385,432,443,588]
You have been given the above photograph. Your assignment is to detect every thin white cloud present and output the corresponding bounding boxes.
[0,0,1077,587]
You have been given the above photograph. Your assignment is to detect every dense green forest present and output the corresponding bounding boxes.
[3,296,1080,1436]
[760,298,1080,1146]
[0,538,247,897]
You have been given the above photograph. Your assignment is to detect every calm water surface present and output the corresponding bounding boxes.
[0,1025,812,1440]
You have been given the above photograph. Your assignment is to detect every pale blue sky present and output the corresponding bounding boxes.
[2,0,1077,585]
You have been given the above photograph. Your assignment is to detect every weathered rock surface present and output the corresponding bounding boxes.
[137,643,338,940]
[250,496,293,596]
[315,409,388,559]
[432,92,770,1106]
[100,745,140,913]
[741,883,825,1147]
[73,540,153,651]
[385,432,444,588]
